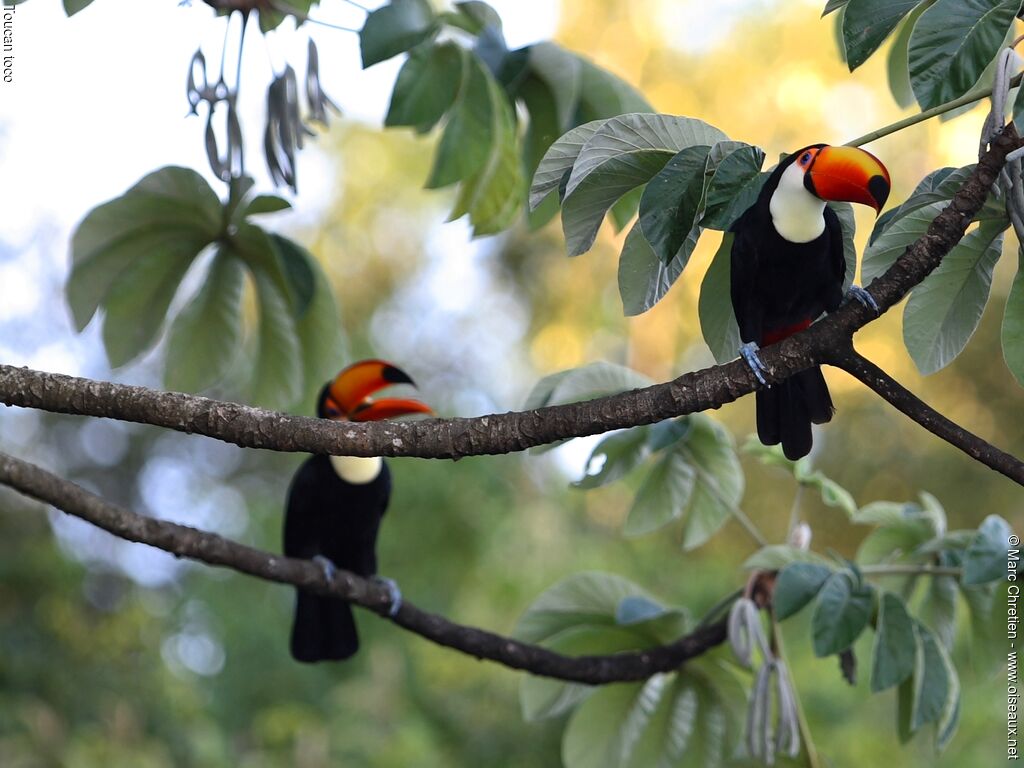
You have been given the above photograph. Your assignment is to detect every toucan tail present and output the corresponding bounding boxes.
[290,591,359,663]
[756,366,834,460]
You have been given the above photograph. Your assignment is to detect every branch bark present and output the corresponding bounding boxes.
[834,350,1024,485]
[0,132,1021,481]
[0,451,727,684]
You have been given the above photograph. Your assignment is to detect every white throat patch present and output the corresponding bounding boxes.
[769,162,826,244]
[329,455,383,485]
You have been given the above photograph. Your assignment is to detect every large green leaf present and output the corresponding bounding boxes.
[450,63,524,235]
[624,451,695,537]
[360,0,438,68]
[962,514,1014,585]
[811,570,874,656]
[426,50,492,189]
[829,201,858,290]
[529,120,604,210]
[561,151,677,256]
[565,114,727,199]
[843,0,921,71]
[638,145,712,264]
[513,571,664,644]
[528,42,583,131]
[164,250,246,394]
[562,679,646,768]
[698,233,742,364]
[67,166,222,331]
[523,361,654,410]
[887,1,937,108]
[908,0,1021,110]
[617,222,697,315]
[907,622,953,733]
[250,265,304,409]
[774,563,833,620]
[676,416,744,550]
[701,148,767,232]
[574,428,653,490]
[871,592,917,692]
[385,42,463,134]
[903,220,1005,375]
[63,0,94,15]
[1002,246,1024,386]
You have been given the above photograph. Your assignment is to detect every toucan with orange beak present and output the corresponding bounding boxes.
[283,359,431,663]
[731,144,890,459]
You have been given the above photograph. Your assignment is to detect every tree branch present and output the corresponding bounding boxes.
[0,130,1021,482]
[833,350,1024,485]
[0,450,727,684]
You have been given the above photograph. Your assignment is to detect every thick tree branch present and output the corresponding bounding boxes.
[834,350,1024,485]
[0,451,727,684]
[0,130,1021,482]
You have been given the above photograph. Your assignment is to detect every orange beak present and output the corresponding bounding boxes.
[806,146,890,213]
[319,359,432,422]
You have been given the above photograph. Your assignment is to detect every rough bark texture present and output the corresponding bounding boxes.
[0,451,727,684]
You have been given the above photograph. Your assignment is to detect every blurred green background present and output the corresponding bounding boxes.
[0,0,1019,766]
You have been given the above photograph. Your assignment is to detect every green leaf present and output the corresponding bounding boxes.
[842,0,921,71]
[574,58,652,124]
[452,0,502,34]
[863,200,943,284]
[852,500,918,526]
[744,545,833,571]
[270,234,316,319]
[385,42,463,134]
[67,166,222,331]
[677,415,744,551]
[908,0,1021,110]
[701,150,767,232]
[698,233,742,363]
[823,0,851,15]
[562,680,646,768]
[903,220,1005,375]
[528,42,582,131]
[1001,246,1024,386]
[774,562,833,620]
[829,201,858,291]
[798,469,857,516]
[100,246,199,368]
[561,151,678,256]
[360,0,438,69]
[523,361,653,410]
[624,450,694,537]
[935,641,961,750]
[250,266,303,409]
[529,121,603,210]
[426,49,492,189]
[910,622,951,731]
[617,222,697,315]
[574,428,652,490]
[514,571,662,644]
[887,1,935,108]
[241,194,291,217]
[622,675,701,768]
[63,0,94,16]
[962,514,1014,585]
[638,145,712,264]
[164,250,245,394]
[921,571,958,650]
[565,114,728,199]
[811,570,874,656]
[449,62,524,235]
[871,592,917,691]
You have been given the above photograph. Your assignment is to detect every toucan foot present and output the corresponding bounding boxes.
[739,342,769,386]
[372,576,403,617]
[312,555,337,582]
[845,284,879,313]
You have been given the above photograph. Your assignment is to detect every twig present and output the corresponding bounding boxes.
[0,450,728,685]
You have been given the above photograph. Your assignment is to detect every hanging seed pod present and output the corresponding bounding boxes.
[305,39,341,126]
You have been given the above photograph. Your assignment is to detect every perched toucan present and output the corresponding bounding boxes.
[731,144,890,460]
[283,359,431,663]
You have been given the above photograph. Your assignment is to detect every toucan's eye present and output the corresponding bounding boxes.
[801,152,812,165]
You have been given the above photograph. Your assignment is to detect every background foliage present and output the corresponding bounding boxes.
[0,1,1019,766]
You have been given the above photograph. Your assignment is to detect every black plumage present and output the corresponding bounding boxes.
[283,454,391,662]
[730,148,847,460]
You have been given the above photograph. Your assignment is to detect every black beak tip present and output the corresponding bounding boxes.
[868,175,890,212]
[382,364,416,387]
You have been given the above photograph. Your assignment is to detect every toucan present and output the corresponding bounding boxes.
[283,359,432,663]
[730,144,890,460]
